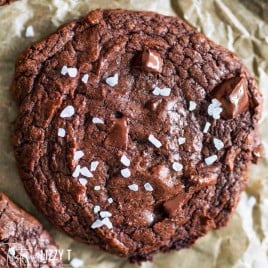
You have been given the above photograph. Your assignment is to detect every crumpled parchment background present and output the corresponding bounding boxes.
[0,0,268,267]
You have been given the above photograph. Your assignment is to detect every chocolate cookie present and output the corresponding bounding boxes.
[0,0,14,6]
[0,193,63,267]
[12,9,262,262]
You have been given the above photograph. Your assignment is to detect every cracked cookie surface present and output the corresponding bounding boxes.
[12,9,262,262]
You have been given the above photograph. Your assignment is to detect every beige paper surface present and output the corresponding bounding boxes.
[0,0,268,267]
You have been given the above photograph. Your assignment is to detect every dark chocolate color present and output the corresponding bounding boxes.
[11,9,262,262]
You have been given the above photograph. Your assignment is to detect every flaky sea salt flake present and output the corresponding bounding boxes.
[67,67,78,78]
[91,219,103,229]
[203,122,211,133]
[205,155,218,166]
[107,197,113,204]
[148,134,162,148]
[57,128,66,137]
[128,184,138,192]
[121,168,131,178]
[120,155,130,167]
[74,150,84,161]
[78,178,88,186]
[93,205,100,214]
[90,161,99,172]
[72,165,81,178]
[61,65,68,75]
[80,167,93,178]
[94,186,101,191]
[92,117,104,124]
[100,211,112,218]
[70,258,84,268]
[81,74,89,84]
[160,87,171,97]
[102,217,113,229]
[208,99,222,119]
[213,138,224,151]
[189,101,197,111]
[25,25,34,37]
[172,162,183,172]
[178,137,186,145]
[106,73,118,87]
[144,182,153,192]
[60,105,75,118]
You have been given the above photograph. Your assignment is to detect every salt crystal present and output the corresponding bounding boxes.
[8,247,15,257]
[108,197,113,204]
[213,138,224,151]
[203,122,211,133]
[92,117,104,124]
[160,87,171,97]
[58,128,65,137]
[144,182,153,192]
[120,155,130,167]
[152,86,171,97]
[91,219,103,229]
[178,137,186,145]
[90,161,99,172]
[102,217,113,229]
[128,184,139,192]
[70,258,84,268]
[172,162,183,172]
[205,155,218,165]
[61,65,68,75]
[93,205,100,214]
[81,74,89,84]
[72,165,81,178]
[208,99,222,119]
[152,87,161,96]
[94,186,101,191]
[100,211,112,218]
[148,134,162,148]
[189,101,197,111]
[106,73,118,87]
[60,105,75,118]
[121,168,131,178]
[74,150,84,161]
[67,67,78,78]
[25,25,34,37]
[80,167,93,178]
[78,178,88,186]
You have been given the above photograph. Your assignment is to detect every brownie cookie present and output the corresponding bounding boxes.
[12,9,262,262]
[0,193,63,267]
[0,0,14,6]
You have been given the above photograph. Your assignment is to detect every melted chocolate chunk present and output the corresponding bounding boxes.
[105,117,129,149]
[212,76,249,119]
[163,192,191,217]
[140,49,163,73]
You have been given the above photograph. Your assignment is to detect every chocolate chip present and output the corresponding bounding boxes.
[105,117,129,149]
[212,75,249,119]
[139,49,163,73]
[145,99,162,111]
[163,192,191,217]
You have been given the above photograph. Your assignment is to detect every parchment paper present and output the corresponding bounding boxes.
[0,1,268,267]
